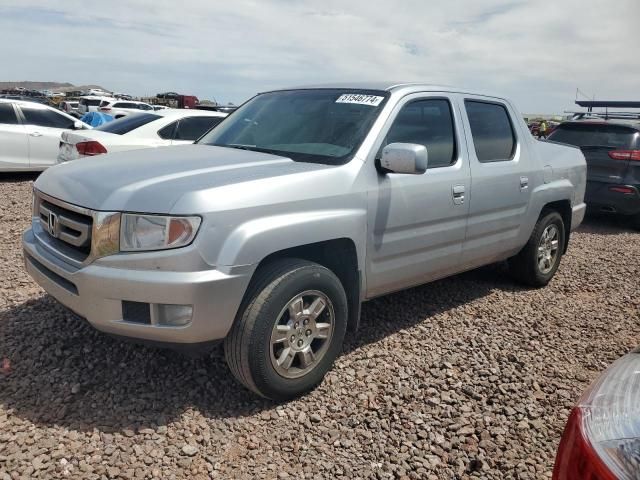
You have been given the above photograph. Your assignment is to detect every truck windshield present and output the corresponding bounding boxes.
[197,89,389,164]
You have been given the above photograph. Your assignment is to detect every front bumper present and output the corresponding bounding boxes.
[23,226,253,345]
[585,181,640,216]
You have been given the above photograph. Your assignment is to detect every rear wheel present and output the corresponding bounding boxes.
[224,259,347,400]
[631,214,640,231]
[509,211,565,287]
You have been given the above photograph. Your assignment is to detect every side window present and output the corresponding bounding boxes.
[465,100,516,162]
[0,104,19,125]
[383,99,456,168]
[20,107,74,129]
[175,117,223,141]
[157,120,178,140]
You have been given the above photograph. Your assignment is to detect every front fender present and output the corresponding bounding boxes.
[216,208,367,269]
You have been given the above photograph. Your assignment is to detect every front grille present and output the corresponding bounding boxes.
[35,192,94,262]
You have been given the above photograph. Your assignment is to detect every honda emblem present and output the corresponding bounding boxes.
[47,212,59,238]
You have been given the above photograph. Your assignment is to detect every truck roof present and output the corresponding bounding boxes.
[265,82,507,100]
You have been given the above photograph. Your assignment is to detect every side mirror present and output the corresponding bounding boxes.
[379,143,428,175]
[73,121,84,130]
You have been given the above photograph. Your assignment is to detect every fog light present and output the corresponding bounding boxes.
[157,304,193,326]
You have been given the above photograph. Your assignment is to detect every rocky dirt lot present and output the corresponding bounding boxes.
[0,173,638,480]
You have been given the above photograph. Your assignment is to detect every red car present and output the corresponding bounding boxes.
[553,348,640,479]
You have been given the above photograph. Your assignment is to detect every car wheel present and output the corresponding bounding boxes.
[224,259,347,400]
[509,211,565,287]
[631,214,640,231]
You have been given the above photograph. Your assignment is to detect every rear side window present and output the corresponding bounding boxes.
[548,123,639,149]
[175,116,224,141]
[95,113,160,135]
[20,107,74,129]
[465,100,516,162]
[157,120,178,140]
[99,100,110,107]
[0,104,19,124]
[383,99,457,168]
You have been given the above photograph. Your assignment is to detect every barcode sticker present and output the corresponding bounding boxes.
[335,94,384,106]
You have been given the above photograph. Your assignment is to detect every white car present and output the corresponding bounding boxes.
[58,109,227,162]
[60,101,80,115]
[78,95,115,115]
[0,99,90,171]
[86,88,111,97]
[98,99,154,119]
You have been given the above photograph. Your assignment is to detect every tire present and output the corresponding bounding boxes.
[631,214,640,231]
[224,259,348,400]
[509,211,565,287]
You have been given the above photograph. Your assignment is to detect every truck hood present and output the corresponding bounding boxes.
[35,144,332,213]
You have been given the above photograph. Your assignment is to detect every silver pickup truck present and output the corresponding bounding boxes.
[23,83,586,400]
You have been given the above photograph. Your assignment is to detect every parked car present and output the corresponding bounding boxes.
[23,83,586,399]
[86,88,111,97]
[0,94,52,106]
[98,99,154,118]
[59,100,80,115]
[58,109,227,162]
[0,99,89,171]
[78,96,115,115]
[548,117,640,229]
[553,347,640,480]
[157,91,180,99]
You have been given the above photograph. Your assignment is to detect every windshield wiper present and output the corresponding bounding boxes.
[219,143,258,151]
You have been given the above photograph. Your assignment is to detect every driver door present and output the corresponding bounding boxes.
[366,94,471,297]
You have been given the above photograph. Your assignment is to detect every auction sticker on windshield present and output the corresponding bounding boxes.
[335,94,384,106]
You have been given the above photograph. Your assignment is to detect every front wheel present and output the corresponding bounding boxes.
[224,259,347,400]
[509,211,565,287]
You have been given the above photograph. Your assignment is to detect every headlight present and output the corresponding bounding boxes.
[120,214,201,252]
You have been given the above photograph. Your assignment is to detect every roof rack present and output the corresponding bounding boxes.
[576,100,640,111]
[565,111,640,121]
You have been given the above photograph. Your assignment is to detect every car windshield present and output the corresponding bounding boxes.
[548,123,639,149]
[197,89,389,164]
[95,112,160,135]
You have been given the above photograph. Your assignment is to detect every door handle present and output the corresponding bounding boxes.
[29,131,42,137]
[520,176,529,191]
[452,185,465,205]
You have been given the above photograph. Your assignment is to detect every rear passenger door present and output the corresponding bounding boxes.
[459,97,532,268]
[366,94,471,297]
[17,105,76,168]
[0,103,29,170]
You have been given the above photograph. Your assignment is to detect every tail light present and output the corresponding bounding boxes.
[99,107,112,112]
[76,141,107,156]
[608,186,635,194]
[553,349,640,480]
[608,150,640,161]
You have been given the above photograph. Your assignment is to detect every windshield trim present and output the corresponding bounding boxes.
[196,88,390,165]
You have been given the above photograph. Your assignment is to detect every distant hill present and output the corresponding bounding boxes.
[0,81,108,92]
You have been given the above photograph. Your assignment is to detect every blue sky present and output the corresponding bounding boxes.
[1,0,638,113]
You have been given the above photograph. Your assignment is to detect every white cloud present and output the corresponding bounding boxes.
[0,0,638,112]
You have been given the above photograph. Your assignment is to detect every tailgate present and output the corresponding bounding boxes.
[580,146,629,183]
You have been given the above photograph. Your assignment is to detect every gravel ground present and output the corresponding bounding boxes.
[0,173,638,480]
